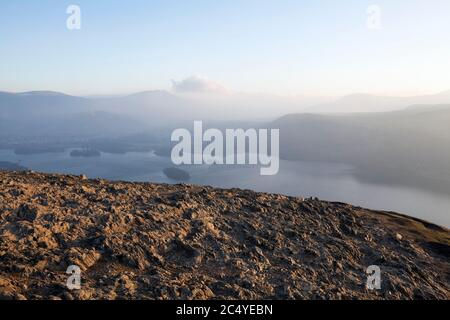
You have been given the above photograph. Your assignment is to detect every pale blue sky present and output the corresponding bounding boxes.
[1,0,449,96]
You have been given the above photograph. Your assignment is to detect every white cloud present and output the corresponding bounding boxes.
[171,76,226,93]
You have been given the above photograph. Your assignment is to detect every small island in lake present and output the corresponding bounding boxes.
[70,148,101,158]
[163,167,191,181]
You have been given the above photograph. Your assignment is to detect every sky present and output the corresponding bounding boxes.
[1,0,450,97]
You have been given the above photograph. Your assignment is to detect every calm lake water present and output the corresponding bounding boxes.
[1,149,449,227]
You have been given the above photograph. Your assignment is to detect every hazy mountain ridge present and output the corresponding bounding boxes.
[306,90,450,113]
[2,89,450,133]
[0,91,147,137]
[0,91,93,117]
[272,105,450,195]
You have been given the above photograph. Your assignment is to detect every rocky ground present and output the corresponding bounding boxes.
[0,170,449,300]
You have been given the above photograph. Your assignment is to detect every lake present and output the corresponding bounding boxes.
[1,148,449,227]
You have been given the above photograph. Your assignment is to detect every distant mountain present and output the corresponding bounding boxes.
[17,91,70,96]
[0,91,146,137]
[2,88,450,138]
[95,90,196,125]
[306,90,450,113]
[0,91,93,118]
[271,105,450,194]
[1,89,309,130]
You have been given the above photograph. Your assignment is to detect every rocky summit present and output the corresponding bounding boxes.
[0,171,448,300]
